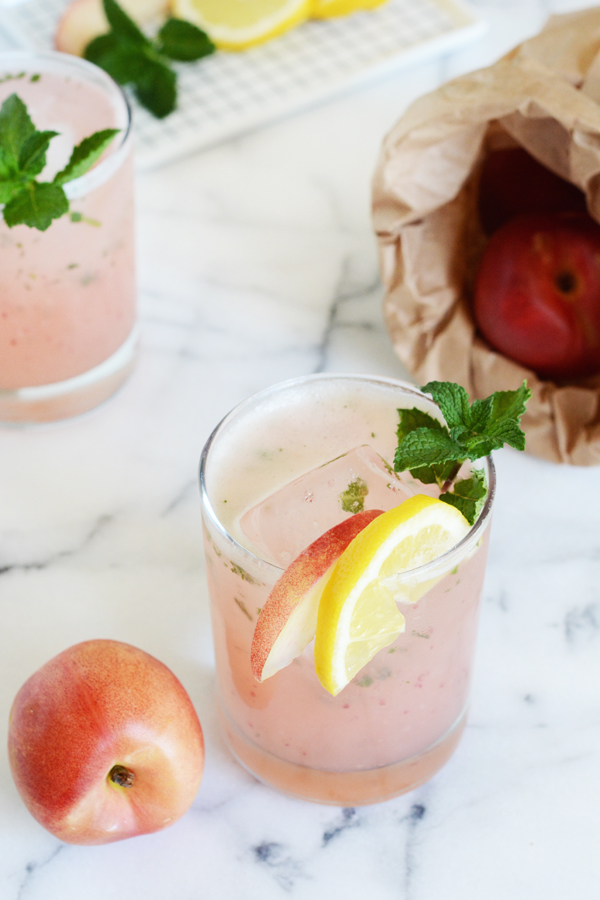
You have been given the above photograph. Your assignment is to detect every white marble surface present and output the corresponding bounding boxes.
[1,1,600,897]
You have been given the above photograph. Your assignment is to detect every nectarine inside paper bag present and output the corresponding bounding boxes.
[373,10,600,465]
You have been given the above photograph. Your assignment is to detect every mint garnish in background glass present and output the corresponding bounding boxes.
[395,381,531,524]
[0,92,119,231]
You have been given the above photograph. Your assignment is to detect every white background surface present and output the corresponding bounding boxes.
[1,1,600,898]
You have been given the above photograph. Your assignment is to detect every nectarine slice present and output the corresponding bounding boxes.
[55,0,170,57]
[251,508,382,682]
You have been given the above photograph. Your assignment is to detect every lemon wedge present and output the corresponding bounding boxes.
[311,0,388,18]
[171,0,312,50]
[314,495,471,696]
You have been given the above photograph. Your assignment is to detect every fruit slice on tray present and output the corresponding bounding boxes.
[56,0,169,56]
[251,508,382,682]
[171,0,312,50]
[311,0,388,19]
[314,495,471,696]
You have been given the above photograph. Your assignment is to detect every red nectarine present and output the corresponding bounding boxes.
[473,212,600,380]
[8,640,204,845]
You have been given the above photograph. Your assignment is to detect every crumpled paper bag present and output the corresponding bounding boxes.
[373,9,600,465]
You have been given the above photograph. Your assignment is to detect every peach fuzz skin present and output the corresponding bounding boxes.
[250,509,382,681]
[8,640,204,845]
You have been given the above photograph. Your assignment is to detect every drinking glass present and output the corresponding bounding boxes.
[0,51,136,423]
[200,374,495,805]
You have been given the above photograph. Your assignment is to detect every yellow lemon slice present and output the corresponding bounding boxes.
[311,0,388,18]
[314,494,471,696]
[171,0,312,50]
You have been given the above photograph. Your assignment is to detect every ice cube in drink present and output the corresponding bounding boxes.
[239,444,413,567]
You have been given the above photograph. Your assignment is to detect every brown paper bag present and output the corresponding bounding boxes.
[373,10,600,465]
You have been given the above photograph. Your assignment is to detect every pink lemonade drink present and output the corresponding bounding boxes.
[0,52,136,423]
[200,375,495,805]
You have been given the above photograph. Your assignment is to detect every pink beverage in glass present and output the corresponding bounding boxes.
[0,52,136,423]
[200,375,495,805]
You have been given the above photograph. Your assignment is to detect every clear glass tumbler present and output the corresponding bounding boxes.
[0,51,136,423]
[199,374,495,805]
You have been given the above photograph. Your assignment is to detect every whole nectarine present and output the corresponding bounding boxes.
[474,212,600,380]
[8,640,204,845]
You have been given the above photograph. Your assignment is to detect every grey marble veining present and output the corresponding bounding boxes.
[2,1,600,898]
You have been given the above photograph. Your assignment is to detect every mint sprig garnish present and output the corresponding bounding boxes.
[84,0,215,119]
[395,381,531,525]
[0,93,119,231]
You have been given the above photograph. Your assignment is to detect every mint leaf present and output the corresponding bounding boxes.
[0,175,23,204]
[397,407,444,443]
[439,470,487,526]
[4,182,69,231]
[156,18,215,61]
[84,0,216,119]
[339,478,368,514]
[0,146,15,185]
[134,59,177,118]
[468,395,493,434]
[479,384,530,451]
[406,464,438,485]
[103,0,147,45]
[54,128,119,185]
[396,407,458,485]
[394,380,531,525]
[84,34,147,85]
[420,381,471,432]
[486,382,530,424]
[394,427,465,472]
[0,94,34,171]
[18,129,59,178]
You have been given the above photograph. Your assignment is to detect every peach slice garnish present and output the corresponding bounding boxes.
[55,0,170,57]
[250,508,382,682]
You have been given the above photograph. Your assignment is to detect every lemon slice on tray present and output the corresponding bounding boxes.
[314,494,471,696]
[171,0,312,49]
[311,0,388,19]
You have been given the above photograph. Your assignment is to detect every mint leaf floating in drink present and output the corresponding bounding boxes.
[339,477,368,514]
[0,93,119,231]
[395,381,531,524]
[84,0,215,119]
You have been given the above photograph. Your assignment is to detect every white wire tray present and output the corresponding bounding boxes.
[0,0,484,169]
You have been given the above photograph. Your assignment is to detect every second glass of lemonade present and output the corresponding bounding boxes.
[0,51,136,424]
[200,375,495,805]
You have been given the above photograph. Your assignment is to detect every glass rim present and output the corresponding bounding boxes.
[199,372,497,579]
[0,50,133,200]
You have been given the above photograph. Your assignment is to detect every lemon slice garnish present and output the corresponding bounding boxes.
[314,494,471,696]
[171,0,311,50]
[311,0,388,19]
